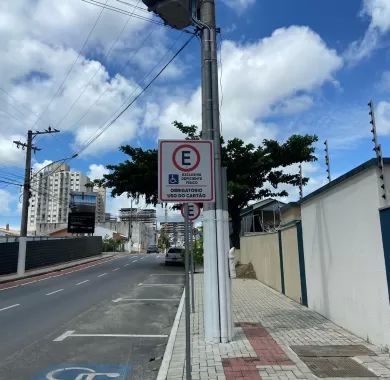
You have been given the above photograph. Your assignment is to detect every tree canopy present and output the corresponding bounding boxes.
[102,121,318,247]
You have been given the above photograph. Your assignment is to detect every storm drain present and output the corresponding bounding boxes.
[290,345,376,357]
[300,357,377,378]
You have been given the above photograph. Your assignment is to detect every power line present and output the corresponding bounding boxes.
[31,0,109,130]
[65,26,156,131]
[53,0,142,130]
[81,0,165,26]
[0,108,25,125]
[77,33,195,155]
[0,179,22,187]
[0,87,39,118]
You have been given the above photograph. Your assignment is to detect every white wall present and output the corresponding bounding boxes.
[301,165,390,348]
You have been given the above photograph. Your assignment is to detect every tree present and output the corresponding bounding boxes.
[158,231,170,251]
[103,121,318,248]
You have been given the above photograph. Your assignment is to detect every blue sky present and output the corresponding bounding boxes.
[0,0,390,228]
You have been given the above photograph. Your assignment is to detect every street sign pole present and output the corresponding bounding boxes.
[190,220,195,313]
[183,203,192,380]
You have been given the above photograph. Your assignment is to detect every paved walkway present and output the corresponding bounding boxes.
[165,274,390,380]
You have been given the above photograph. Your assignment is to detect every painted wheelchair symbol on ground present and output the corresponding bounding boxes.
[36,365,130,380]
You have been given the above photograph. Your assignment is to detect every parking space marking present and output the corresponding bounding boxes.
[124,264,130,267]
[53,330,168,342]
[133,260,138,263]
[76,280,89,286]
[0,303,20,312]
[46,289,64,296]
[97,273,107,278]
[138,283,183,287]
[112,298,181,303]
[112,268,120,272]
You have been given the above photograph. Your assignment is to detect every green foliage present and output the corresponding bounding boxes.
[158,232,170,251]
[193,227,203,265]
[102,235,123,252]
[101,121,318,248]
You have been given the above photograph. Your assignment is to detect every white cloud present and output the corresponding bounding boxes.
[156,26,342,143]
[376,101,390,135]
[32,159,53,173]
[345,0,390,63]
[377,71,390,91]
[0,189,14,214]
[0,134,25,167]
[221,0,255,13]
[87,164,110,180]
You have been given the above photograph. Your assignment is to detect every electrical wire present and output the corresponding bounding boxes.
[0,108,25,125]
[65,26,156,131]
[0,179,22,187]
[0,87,39,118]
[53,0,142,130]
[81,0,164,26]
[31,0,109,130]
[76,33,195,155]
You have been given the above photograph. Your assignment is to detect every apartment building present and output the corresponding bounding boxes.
[28,163,105,232]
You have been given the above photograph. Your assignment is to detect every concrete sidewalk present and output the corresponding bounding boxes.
[163,274,390,380]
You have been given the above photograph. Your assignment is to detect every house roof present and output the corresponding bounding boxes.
[240,198,286,217]
[0,228,19,236]
[301,157,390,204]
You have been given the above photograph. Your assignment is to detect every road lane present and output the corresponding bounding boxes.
[0,253,184,380]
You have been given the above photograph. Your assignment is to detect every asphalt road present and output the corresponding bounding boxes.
[0,253,184,380]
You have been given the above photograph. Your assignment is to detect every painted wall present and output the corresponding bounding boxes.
[281,226,301,303]
[240,232,282,292]
[301,166,390,348]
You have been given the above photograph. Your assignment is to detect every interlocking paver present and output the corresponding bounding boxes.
[164,274,390,379]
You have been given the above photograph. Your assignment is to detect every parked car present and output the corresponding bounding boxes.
[146,245,159,254]
[165,247,185,265]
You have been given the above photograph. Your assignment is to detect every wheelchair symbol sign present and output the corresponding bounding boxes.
[35,364,130,380]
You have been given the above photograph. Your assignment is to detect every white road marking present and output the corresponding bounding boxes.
[138,283,183,287]
[53,330,75,342]
[150,274,183,276]
[113,298,180,303]
[97,273,107,277]
[53,330,168,341]
[124,264,130,267]
[21,280,37,286]
[0,256,121,292]
[46,289,64,296]
[133,260,138,263]
[0,303,20,312]
[76,280,89,286]
[112,268,120,272]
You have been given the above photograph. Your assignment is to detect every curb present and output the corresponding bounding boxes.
[156,289,185,380]
[0,254,115,285]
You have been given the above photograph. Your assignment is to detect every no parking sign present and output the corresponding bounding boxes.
[158,140,214,203]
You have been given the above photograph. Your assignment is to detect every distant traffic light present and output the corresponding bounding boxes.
[142,0,193,29]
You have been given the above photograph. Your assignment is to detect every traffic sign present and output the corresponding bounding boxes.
[158,140,214,203]
[181,203,201,221]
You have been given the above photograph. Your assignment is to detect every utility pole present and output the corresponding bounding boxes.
[368,100,388,204]
[199,0,231,343]
[13,127,60,275]
[324,140,331,183]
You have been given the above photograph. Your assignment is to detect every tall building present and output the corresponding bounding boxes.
[93,185,106,223]
[28,163,105,232]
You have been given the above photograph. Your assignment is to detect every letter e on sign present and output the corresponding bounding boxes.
[181,203,201,221]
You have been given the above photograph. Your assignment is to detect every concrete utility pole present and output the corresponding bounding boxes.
[199,0,231,343]
[13,127,60,275]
